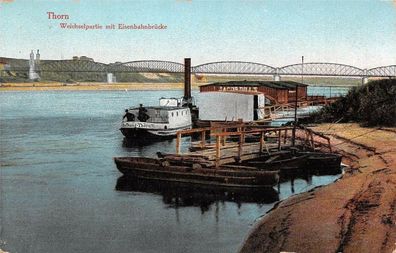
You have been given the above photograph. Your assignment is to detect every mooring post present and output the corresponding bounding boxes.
[305,130,310,150]
[259,131,264,153]
[278,130,282,150]
[222,128,226,146]
[238,133,243,160]
[200,130,206,148]
[284,129,288,144]
[176,132,181,154]
[215,135,221,168]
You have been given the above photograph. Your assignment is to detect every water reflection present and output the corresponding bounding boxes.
[116,176,279,213]
[279,167,343,193]
[116,166,343,210]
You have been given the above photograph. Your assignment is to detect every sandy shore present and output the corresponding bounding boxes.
[0,82,204,91]
[240,123,396,253]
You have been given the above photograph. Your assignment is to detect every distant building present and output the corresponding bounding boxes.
[198,92,263,121]
[199,81,308,104]
[80,56,94,61]
[198,81,308,121]
[72,56,94,61]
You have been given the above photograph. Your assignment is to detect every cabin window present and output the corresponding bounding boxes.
[176,112,178,117]
[171,112,174,117]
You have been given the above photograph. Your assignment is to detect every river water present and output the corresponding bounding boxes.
[0,88,345,253]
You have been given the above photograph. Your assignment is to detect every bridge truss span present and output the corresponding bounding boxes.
[192,61,276,75]
[109,60,185,73]
[367,65,396,77]
[40,60,108,72]
[279,63,364,77]
[4,59,396,81]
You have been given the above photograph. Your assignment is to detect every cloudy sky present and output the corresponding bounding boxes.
[0,0,395,68]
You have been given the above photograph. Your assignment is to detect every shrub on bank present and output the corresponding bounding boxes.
[308,79,396,127]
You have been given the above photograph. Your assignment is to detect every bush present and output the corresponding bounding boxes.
[308,79,396,127]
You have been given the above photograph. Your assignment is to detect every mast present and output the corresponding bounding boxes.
[292,56,303,147]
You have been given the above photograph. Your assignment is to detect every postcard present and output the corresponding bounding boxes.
[1,1,395,253]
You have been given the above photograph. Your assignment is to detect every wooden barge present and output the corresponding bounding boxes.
[114,124,342,189]
[114,156,279,189]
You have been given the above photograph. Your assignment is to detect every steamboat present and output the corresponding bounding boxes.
[120,98,193,138]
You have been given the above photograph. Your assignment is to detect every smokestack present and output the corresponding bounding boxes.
[184,58,191,101]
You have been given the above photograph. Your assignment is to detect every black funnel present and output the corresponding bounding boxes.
[184,58,191,101]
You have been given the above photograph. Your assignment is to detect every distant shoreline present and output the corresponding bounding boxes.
[0,81,359,91]
[0,82,202,91]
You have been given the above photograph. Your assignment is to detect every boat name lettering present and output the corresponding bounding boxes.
[125,122,156,128]
[218,86,258,92]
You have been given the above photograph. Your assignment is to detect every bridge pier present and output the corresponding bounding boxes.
[107,73,115,83]
[273,74,281,81]
[273,68,281,81]
[362,69,368,85]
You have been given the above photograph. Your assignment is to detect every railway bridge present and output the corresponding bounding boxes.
[3,58,396,83]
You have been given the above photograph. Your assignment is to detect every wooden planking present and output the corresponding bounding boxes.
[176,125,333,167]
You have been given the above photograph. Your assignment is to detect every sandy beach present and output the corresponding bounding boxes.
[240,123,396,253]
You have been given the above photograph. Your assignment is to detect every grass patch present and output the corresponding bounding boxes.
[306,79,396,127]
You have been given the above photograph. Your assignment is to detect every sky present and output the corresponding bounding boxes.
[0,0,395,68]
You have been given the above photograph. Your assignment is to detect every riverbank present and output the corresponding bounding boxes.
[240,123,396,253]
[0,82,203,91]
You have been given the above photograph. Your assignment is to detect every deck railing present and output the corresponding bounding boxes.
[175,123,246,154]
[176,124,333,167]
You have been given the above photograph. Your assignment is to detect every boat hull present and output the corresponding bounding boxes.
[244,151,342,175]
[114,157,279,188]
[299,152,342,171]
[246,153,308,171]
[120,125,191,138]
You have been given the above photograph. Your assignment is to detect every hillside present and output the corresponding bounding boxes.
[0,57,183,83]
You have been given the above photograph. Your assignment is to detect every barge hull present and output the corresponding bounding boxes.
[114,157,279,188]
[120,125,192,138]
